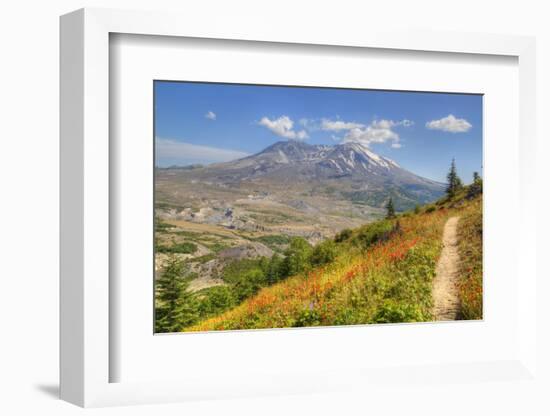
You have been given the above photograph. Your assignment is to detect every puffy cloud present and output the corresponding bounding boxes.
[205,111,216,120]
[327,118,412,148]
[343,125,399,147]
[155,138,249,166]
[425,114,472,133]
[258,116,309,140]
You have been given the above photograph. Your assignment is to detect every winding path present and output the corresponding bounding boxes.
[433,216,461,321]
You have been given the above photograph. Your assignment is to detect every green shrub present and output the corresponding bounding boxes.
[373,301,424,323]
[353,220,394,249]
[281,237,313,277]
[425,205,436,213]
[156,241,198,254]
[232,269,267,302]
[335,228,352,243]
[310,239,338,267]
[265,254,284,285]
[293,306,322,327]
[198,286,235,318]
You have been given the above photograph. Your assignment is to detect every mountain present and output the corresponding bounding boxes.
[162,140,444,210]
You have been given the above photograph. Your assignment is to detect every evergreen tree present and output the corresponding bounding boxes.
[467,171,483,198]
[155,256,198,333]
[385,197,396,219]
[446,158,463,197]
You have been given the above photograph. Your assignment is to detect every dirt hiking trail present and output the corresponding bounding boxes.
[433,216,461,320]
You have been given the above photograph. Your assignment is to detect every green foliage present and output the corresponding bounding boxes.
[281,237,313,277]
[198,286,236,318]
[467,172,483,199]
[254,234,291,247]
[446,158,463,197]
[414,204,421,214]
[156,241,198,254]
[353,220,395,249]
[265,254,285,285]
[155,256,198,332]
[232,269,267,302]
[385,197,396,219]
[373,301,425,323]
[425,205,436,213]
[222,258,267,302]
[310,239,338,267]
[334,228,352,243]
[293,305,322,327]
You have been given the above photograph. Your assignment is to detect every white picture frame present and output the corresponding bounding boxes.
[60,7,538,408]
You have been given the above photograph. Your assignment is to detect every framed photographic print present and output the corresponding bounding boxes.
[60,8,538,408]
[152,81,483,334]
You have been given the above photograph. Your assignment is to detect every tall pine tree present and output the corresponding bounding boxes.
[155,255,198,333]
[385,197,396,219]
[446,158,463,198]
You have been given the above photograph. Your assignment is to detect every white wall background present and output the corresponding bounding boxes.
[0,0,548,414]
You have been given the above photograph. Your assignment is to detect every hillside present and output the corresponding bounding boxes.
[159,181,482,332]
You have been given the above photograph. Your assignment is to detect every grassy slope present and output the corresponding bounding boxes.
[456,196,483,319]
[186,192,482,332]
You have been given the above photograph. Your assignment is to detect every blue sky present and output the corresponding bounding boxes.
[155,81,483,183]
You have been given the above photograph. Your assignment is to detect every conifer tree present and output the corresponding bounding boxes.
[386,197,396,219]
[468,171,483,198]
[155,256,198,333]
[446,158,463,197]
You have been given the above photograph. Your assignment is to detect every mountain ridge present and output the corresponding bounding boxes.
[158,140,444,210]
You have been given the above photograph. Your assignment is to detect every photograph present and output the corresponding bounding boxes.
[154,81,483,333]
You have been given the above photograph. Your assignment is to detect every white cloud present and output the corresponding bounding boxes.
[155,138,249,166]
[205,111,217,120]
[258,116,309,140]
[425,114,472,133]
[325,118,412,148]
[321,119,364,131]
[343,125,400,147]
